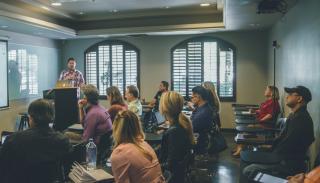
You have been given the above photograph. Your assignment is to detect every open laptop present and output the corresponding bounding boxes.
[154,111,170,129]
[1,131,14,146]
[55,80,73,88]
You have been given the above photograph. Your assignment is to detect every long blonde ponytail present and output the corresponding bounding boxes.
[160,91,195,145]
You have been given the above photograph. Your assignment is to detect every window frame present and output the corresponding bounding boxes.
[170,36,237,102]
[84,40,140,98]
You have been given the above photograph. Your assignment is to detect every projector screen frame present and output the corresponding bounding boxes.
[0,39,9,109]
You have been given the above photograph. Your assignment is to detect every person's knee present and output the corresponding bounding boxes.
[243,164,260,180]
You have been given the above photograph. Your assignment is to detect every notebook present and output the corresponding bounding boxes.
[68,162,114,183]
[254,172,287,183]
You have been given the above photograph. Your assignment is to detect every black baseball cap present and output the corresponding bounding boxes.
[284,86,312,103]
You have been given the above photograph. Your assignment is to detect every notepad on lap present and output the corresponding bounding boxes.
[254,172,287,183]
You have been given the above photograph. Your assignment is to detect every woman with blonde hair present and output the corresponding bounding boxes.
[159,91,195,183]
[202,81,221,127]
[232,85,280,157]
[106,86,127,122]
[111,110,165,183]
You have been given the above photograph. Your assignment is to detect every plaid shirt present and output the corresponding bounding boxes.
[59,69,85,87]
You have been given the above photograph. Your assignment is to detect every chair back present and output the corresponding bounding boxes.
[275,118,287,131]
[97,130,113,165]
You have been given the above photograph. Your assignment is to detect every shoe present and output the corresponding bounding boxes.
[232,150,240,158]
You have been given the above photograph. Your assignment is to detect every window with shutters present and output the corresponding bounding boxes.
[84,40,139,97]
[171,37,236,101]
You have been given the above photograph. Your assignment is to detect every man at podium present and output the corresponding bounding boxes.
[59,57,85,87]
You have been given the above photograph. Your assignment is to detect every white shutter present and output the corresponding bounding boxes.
[219,49,234,97]
[187,42,202,96]
[125,50,138,87]
[172,48,187,95]
[98,45,110,95]
[85,51,97,87]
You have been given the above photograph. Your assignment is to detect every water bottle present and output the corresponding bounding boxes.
[86,138,97,170]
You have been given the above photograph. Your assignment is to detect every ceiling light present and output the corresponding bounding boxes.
[51,2,62,6]
[164,6,170,9]
[0,25,8,28]
[200,3,211,7]
[111,9,118,13]
[79,12,84,15]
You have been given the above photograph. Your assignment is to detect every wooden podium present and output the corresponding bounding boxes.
[50,88,79,131]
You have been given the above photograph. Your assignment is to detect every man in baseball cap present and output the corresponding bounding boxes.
[243,85,314,180]
[284,85,312,104]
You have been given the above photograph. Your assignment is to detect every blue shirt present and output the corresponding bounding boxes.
[191,102,214,132]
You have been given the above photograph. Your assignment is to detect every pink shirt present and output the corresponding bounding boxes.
[111,141,165,183]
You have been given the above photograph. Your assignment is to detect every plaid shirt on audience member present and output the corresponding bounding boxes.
[59,69,85,87]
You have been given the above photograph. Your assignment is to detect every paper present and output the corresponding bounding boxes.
[69,162,113,183]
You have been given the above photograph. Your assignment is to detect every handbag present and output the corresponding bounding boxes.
[207,126,227,154]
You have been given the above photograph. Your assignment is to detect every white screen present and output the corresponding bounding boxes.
[0,41,8,108]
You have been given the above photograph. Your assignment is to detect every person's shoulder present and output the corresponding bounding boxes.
[112,144,136,157]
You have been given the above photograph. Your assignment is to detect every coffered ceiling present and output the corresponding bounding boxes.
[0,0,297,39]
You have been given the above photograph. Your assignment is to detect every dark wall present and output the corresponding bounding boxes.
[268,0,320,163]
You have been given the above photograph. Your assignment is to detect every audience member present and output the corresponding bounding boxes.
[190,86,214,154]
[59,57,85,87]
[202,81,221,127]
[149,81,169,111]
[125,85,142,116]
[0,99,72,183]
[233,85,281,157]
[111,110,165,183]
[106,86,128,122]
[243,86,314,179]
[79,84,112,144]
[159,91,195,183]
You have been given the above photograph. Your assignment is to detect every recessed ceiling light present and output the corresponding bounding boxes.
[200,3,211,7]
[0,25,8,28]
[79,12,84,15]
[51,2,62,6]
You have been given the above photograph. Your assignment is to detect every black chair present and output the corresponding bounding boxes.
[162,149,194,183]
[97,130,113,166]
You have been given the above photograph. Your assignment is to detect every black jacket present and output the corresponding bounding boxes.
[273,106,314,160]
[159,123,192,182]
[0,126,72,183]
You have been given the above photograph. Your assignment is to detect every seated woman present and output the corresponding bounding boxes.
[250,85,281,126]
[106,86,128,122]
[233,85,280,157]
[202,81,221,128]
[159,91,195,183]
[111,110,165,183]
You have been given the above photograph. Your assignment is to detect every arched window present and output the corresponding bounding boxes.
[171,36,236,101]
[85,40,140,96]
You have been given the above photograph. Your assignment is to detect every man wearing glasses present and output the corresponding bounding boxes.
[243,86,314,180]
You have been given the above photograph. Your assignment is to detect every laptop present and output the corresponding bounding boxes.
[154,111,166,125]
[55,80,73,88]
[1,131,14,145]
